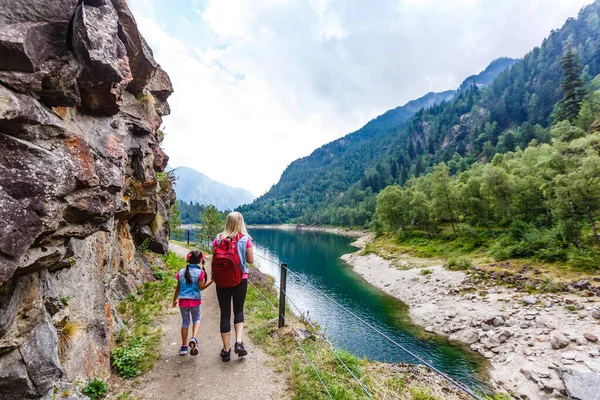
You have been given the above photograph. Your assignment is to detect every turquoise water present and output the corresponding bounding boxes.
[248,228,489,391]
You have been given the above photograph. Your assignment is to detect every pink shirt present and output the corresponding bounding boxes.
[212,236,253,279]
[175,270,205,308]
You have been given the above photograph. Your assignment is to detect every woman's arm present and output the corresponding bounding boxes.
[246,246,254,264]
[172,282,180,307]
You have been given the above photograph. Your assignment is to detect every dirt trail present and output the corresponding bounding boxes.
[131,242,286,399]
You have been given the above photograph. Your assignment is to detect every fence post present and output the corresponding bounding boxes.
[186,230,190,245]
[278,263,288,328]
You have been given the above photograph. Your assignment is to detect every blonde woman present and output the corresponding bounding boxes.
[211,211,254,361]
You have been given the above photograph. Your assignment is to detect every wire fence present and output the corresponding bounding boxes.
[247,279,334,399]
[250,251,483,400]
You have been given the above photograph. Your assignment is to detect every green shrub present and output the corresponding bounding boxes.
[81,378,108,400]
[111,338,146,378]
[420,269,433,276]
[151,265,165,281]
[59,295,70,307]
[567,246,600,271]
[447,258,472,270]
[409,386,436,400]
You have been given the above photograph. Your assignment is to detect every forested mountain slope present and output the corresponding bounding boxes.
[239,57,516,223]
[240,1,600,227]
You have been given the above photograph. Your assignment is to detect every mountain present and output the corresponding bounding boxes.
[457,57,517,92]
[241,1,600,227]
[170,166,255,211]
[239,57,516,224]
[363,90,456,132]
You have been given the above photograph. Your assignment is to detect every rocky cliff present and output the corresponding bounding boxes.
[0,1,174,398]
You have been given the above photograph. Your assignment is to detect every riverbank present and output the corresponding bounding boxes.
[249,224,368,238]
[342,235,600,399]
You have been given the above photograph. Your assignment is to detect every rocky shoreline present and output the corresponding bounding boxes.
[342,235,600,400]
[248,224,368,238]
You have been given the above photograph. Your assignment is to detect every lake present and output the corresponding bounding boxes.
[248,227,489,392]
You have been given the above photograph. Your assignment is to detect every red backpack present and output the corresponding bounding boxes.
[212,234,243,288]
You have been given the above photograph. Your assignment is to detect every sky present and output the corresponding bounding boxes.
[128,0,593,196]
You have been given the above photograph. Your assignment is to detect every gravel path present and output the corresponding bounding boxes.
[131,242,287,399]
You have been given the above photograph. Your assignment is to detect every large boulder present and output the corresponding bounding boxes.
[0,7,82,106]
[0,348,39,400]
[71,2,131,115]
[110,0,158,93]
[20,320,64,394]
[560,366,600,400]
[0,1,78,25]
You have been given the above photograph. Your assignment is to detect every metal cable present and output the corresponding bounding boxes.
[253,248,480,398]
[283,267,482,400]
[247,279,277,309]
[286,315,335,400]
[254,252,283,265]
[280,287,375,400]
[247,278,333,399]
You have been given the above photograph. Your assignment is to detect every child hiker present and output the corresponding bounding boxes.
[172,250,214,355]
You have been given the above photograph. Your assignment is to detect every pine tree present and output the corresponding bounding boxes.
[556,46,585,122]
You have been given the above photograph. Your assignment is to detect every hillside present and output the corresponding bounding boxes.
[171,166,255,211]
[239,57,516,224]
[241,2,600,227]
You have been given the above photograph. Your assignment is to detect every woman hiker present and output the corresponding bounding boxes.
[211,211,254,361]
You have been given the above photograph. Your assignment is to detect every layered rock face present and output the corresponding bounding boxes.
[0,1,174,398]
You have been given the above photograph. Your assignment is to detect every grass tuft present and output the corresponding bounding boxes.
[57,321,83,358]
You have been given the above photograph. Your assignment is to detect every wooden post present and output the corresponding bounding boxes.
[278,263,288,328]
[186,230,190,245]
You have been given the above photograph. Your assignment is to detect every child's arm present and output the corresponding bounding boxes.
[172,282,180,308]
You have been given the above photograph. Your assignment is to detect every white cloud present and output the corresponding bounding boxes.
[129,0,593,196]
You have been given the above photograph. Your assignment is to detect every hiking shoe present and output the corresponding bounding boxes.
[234,342,247,357]
[220,348,231,362]
[179,345,188,355]
[189,338,198,356]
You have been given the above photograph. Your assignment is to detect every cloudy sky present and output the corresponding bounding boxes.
[128,0,592,196]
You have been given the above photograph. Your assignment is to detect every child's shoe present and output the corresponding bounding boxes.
[179,345,188,355]
[220,348,231,362]
[189,338,199,356]
[234,342,247,357]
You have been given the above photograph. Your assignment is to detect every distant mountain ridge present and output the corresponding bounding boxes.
[457,57,517,92]
[357,58,517,132]
[170,166,255,211]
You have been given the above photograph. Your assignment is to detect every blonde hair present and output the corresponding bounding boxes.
[220,212,249,239]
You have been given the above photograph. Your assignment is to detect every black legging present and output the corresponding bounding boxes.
[215,280,248,334]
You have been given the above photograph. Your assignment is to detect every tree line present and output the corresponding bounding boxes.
[374,51,600,271]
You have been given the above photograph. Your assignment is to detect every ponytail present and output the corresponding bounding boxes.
[184,264,192,285]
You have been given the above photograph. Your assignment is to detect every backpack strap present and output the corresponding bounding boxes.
[226,233,244,243]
